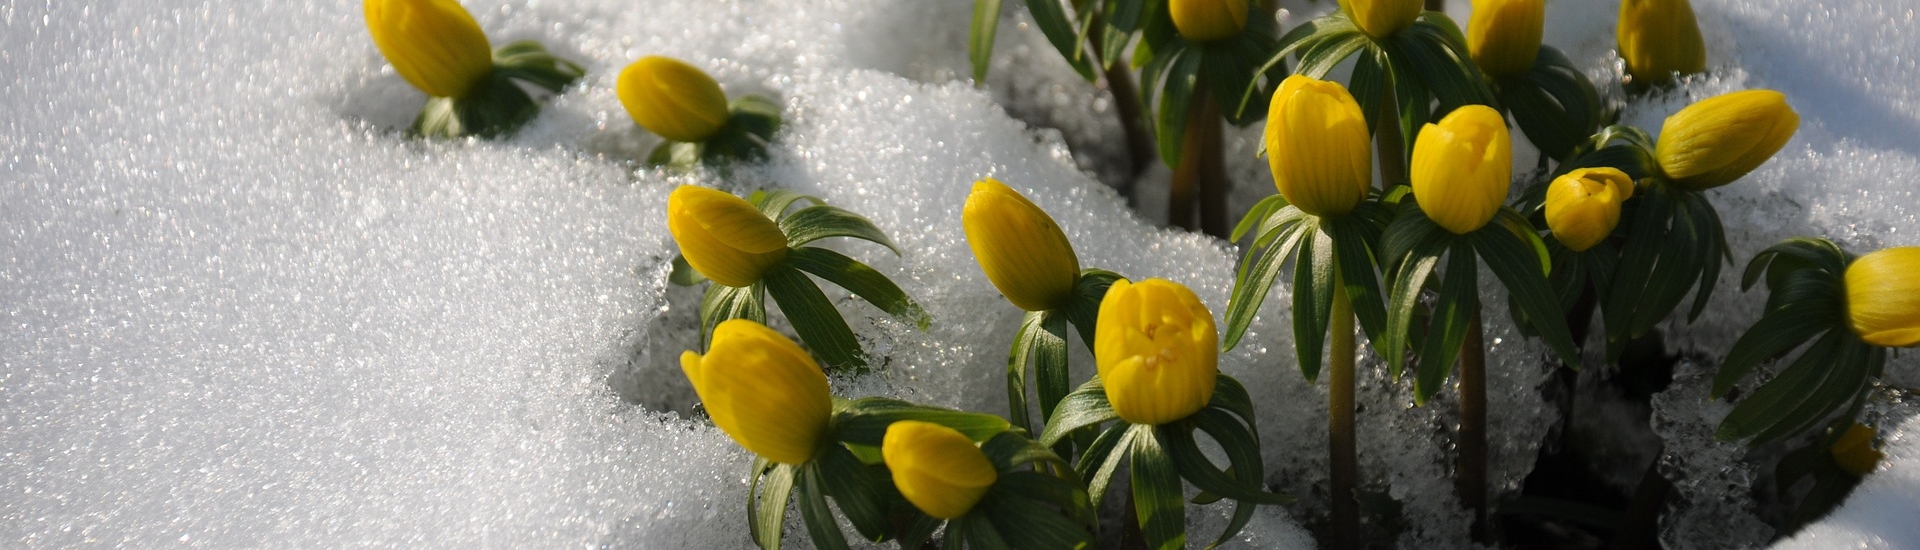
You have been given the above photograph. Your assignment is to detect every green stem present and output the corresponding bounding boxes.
[1458,305,1489,543]
[1170,87,1228,237]
[1329,281,1359,550]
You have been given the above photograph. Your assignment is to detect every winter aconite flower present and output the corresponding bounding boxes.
[681,319,831,465]
[364,0,495,98]
[1264,75,1371,217]
[1170,0,1249,42]
[1410,105,1512,234]
[1095,279,1219,425]
[1467,0,1544,77]
[963,178,1082,311]
[1844,246,1920,348]
[881,420,997,519]
[618,56,732,142]
[668,186,789,288]
[1830,423,1885,476]
[1654,90,1800,191]
[1544,167,1634,252]
[1340,0,1421,38]
[1617,0,1705,86]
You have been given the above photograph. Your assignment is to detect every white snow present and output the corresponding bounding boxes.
[1,0,1916,548]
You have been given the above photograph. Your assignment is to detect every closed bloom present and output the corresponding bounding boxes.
[1170,0,1249,42]
[618,56,732,142]
[668,186,789,288]
[1265,75,1371,217]
[1095,279,1218,425]
[1410,105,1512,234]
[1654,90,1800,191]
[681,319,832,465]
[882,420,997,519]
[1829,423,1885,477]
[364,0,495,98]
[1617,0,1705,86]
[1340,0,1422,39]
[1467,0,1545,77]
[963,178,1082,311]
[1844,246,1920,348]
[1544,167,1634,252]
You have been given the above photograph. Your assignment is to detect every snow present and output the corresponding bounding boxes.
[1,0,1916,548]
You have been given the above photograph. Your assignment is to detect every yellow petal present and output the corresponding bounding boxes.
[1410,105,1511,234]
[364,0,495,98]
[1655,90,1800,190]
[667,186,789,288]
[1846,247,1920,348]
[882,421,997,519]
[1829,423,1884,476]
[1266,75,1372,217]
[683,319,832,464]
[1544,167,1633,251]
[618,56,732,142]
[963,178,1082,311]
[1340,0,1422,38]
[1170,0,1249,42]
[1617,0,1705,86]
[1094,278,1217,425]
[1467,0,1544,77]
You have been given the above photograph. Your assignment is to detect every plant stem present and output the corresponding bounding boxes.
[1375,91,1408,190]
[1329,280,1359,550]
[1171,87,1228,237]
[1086,17,1155,183]
[1457,305,1489,543]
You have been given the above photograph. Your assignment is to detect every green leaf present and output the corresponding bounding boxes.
[1223,218,1309,351]
[785,246,928,329]
[1296,32,1368,80]
[970,0,1004,83]
[1036,313,1072,424]
[1716,331,1844,442]
[1714,304,1835,398]
[1605,186,1673,356]
[749,188,820,221]
[1474,217,1582,367]
[1328,215,1390,354]
[816,445,895,541]
[1350,45,1389,144]
[779,204,901,254]
[747,459,795,550]
[1206,375,1258,432]
[797,467,853,550]
[669,254,707,287]
[1499,46,1601,161]
[1103,0,1148,67]
[1159,417,1290,505]
[1291,226,1330,382]
[1040,378,1120,446]
[1131,429,1187,550]
[1149,45,1204,167]
[490,40,585,93]
[986,491,1098,549]
[1063,269,1124,352]
[1077,425,1135,508]
[1414,245,1478,404]
[1006,311,1047,433]
[1027,0,1097,80]
[763,266,866,372]
[700,282,766,348]
[1748,342,1878,444]
[834,398,1012,446]
[1685,194,1731,321]
[1231,195,1288,242]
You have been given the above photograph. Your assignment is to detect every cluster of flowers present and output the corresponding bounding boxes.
[360,0,1920,545]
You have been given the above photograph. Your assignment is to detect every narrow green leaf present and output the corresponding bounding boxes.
[1040,378,1120,446]
[1223,222,1309,351]
[834,398,1012,446]
[779,204,900,254]
[763,266,866,371]
[786,246,928,329]
[1064,269,1124,351]
[1103,0,1147,67]
[1205,375,1258,432]
[1687,195,1731,321]
[748,459,795,550]
[1035,313,1072,425]
[797,467,854,550]
[1159,418,1290,505]
[1384,249,1442,378]
[970,0,1004,83]
[1026,0,1097,80]
[1750,342,1876,444]
[816,446,895,541]
[1007,311,1047,433]
[700,283,767,348]
[1349,44,1388,142]
[1297,32,1367,79]
[669,254,707,286]
[1414,245,1477,404]
[1606,186,1672,356]
[1292,229,1328,382]
[1714,305,1834,398]
[1078,425,1135,508]
[1151,45,1204,167]
[1475,221,1582,366]
[1328,216,1390,352]
[1131,429,1187,550]
[749,189,820,221]
[1231,195,1288,242]
[1716,332,1843,441]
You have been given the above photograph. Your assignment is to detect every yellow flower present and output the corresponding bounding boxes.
[1844,246,1920,348]
[963,178,1082,311]
[1654,90,1800,191]
[1340,0,1422,39]
[618,56,732,142]
[1095,279,1218,425]
[1467,0,1545,77]
[668,186,789,288]
[1829,423,1885,476]
[1410,105,1512,234]
[1265,75,1372,218]
[1617,0,1705,86]
[1544,167,1634,252]
[681,319,832,465]
[881,420,998,519]
[1170,0,1249,42]
[364,0,495,98]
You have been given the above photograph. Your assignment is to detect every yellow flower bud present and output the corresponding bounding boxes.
[681,319,832,465]
[1094,279,1218,425]
[667,186,789,288]
[1265,75,1372,218]
[881,420,998,519]
[1467,0,1545,77]
[1170,0,1249,42]
[618,56,732,143]
[1544,167,1634,252]
[364,0,495,98]
[1845,247,1920,348]
[1829,423,1885,477]
[1410,105,1512,234]
[963,178,1082,311]
[1617,0,1706,86]
[1340,0,1422,39]
[1654,90,1800,191]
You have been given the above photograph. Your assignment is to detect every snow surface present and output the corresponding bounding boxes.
[0,0,1915,548]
